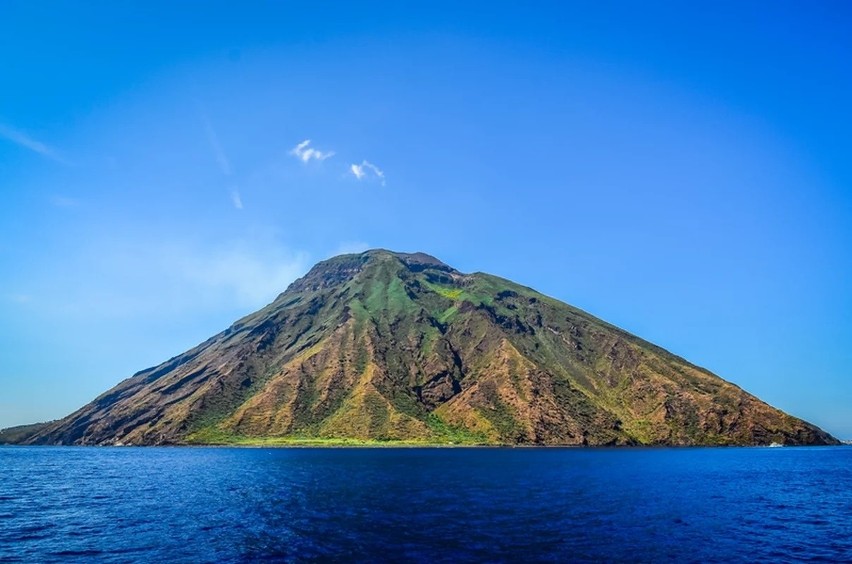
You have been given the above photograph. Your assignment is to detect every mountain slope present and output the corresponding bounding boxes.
[17,250,837,446]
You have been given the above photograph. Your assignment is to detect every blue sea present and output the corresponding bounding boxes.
[1,446,850,562]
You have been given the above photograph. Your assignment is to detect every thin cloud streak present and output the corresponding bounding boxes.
[231,190,243,210]
[201,115,243,210]
[0,123,70,165]
[350,160,385,185]
[290,140,334,163]
[202,115,232,176]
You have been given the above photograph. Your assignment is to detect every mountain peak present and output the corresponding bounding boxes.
[344,249,451,270]
[9,250,838,447]
[286,249,455,295]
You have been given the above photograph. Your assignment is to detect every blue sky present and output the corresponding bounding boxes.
[1,2,850,437]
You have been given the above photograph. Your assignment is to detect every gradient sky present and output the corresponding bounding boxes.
[1,1,850,437]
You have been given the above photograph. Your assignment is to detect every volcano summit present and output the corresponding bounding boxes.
[9,250,837,446]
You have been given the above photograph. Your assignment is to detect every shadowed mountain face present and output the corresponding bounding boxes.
[15,250,838,446]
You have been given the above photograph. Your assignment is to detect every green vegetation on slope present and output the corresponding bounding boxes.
[16,249,838,447]
[0,422,52,444]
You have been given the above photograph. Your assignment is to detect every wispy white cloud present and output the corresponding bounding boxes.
[173,245,307,307]
[230,190,243,210]
[333,241,371,256]
[0,123,70,165]
[290,140,334,163]
[6,293,32,304]
[46,238,311,317]
[202,115,232,176]
[350,160,385,185]
[201,115,243,210]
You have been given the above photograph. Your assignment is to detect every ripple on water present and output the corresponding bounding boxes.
[0,446,851,562]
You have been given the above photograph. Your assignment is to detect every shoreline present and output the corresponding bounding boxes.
[1,441,845,449]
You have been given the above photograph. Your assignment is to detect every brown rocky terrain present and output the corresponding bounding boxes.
[7,250,838,446]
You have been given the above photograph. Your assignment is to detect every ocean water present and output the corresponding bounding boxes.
[0,446,850,562]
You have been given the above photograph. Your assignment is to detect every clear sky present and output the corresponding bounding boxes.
[1,1,850,438]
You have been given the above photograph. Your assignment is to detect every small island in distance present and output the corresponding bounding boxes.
[1,250,838,447]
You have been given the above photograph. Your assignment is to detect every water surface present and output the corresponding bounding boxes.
[1,446,850,562]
